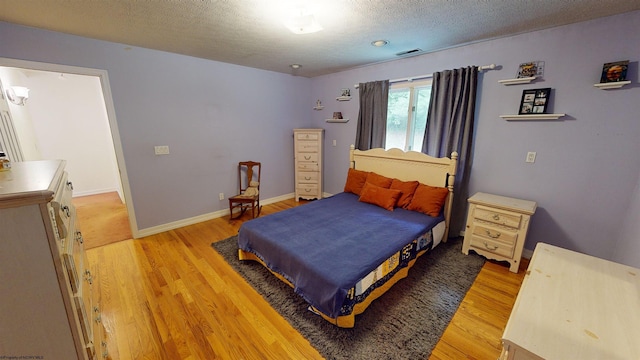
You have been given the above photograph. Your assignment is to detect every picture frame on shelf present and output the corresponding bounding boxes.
[519,88,550,115]
[599,60,629,83]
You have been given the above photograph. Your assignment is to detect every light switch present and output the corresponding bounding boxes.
[154,146,170,155]
[526,151,536,163]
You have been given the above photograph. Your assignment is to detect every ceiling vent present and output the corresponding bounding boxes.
[395,48,423,57]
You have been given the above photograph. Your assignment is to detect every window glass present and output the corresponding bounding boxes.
[385,80,432,151]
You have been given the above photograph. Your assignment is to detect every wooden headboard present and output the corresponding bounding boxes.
[349,145,458,240]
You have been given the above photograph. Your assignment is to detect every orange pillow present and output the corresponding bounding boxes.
[358,183,402,211]
[407,183,449,216]
[343,168,370,195]
[366,172,393,188]
[390,179,420,208]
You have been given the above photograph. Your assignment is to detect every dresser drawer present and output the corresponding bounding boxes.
[298,153,319,162]
[471,223,518,245]
[468,235,515,258]
[297,161,319,171]
[297,142,319,153]
[297,185,319,196]
[296,132,320,141]
[297,171,319,184]
[51,172,75,240]
[473,206,521,228]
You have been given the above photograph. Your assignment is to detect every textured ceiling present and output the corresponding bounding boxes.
[1,1,639,77]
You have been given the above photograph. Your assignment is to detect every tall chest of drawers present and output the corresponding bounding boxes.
[462,192,537,273]
[0,160,108,359]
[294,128,324,201]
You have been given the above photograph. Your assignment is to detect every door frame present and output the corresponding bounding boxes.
[0,57,139,238]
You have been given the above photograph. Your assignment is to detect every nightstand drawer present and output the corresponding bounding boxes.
[474,206,521,228]
[471,223,518,244]
[469,235,515,258]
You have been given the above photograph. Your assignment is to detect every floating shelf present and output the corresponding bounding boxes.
[313,106,324,110]
[593,81,631,89]
[500,114,566,121]
[498,77,537,85]
[326,118,349,123]
[336,96,351,101]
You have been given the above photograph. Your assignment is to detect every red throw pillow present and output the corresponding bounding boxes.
[390,179,420,208]
[365,172,393,188]
[343,168,370,195]
[407,183,449,216]
[358,182,402,211]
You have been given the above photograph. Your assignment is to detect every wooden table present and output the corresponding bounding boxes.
[500,242,640,359]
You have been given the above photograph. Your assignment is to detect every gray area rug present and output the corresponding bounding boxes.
[212,236,485,360]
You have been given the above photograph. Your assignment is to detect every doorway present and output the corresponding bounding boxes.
[0,57,138,239]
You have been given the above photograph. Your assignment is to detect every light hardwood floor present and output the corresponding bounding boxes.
[85,198,527,359]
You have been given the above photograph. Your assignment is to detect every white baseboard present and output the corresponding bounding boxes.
[134,193,295,238]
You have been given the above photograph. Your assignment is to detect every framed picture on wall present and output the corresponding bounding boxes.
[599,60,629,83]
[519,88,550,114]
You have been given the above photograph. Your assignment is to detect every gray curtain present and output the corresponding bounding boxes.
[422,66,478,237]
[355,80,389,150]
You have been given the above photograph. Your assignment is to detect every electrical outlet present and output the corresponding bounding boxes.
[526,151,536,163]
[333,139,337,147]
[219,192,224,200]
[154,145,170,155]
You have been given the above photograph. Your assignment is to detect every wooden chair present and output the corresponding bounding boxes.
[228,161,262,220]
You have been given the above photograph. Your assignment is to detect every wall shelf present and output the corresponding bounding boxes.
[336,96,351,101]
[593,81,631,89]
[498,77,537,85]
[326,118,349,123]
[500,114,566,121]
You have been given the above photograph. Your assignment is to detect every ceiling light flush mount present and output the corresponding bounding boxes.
[371,40,389,47]
[290,64,302,69]
[284,7,323,34]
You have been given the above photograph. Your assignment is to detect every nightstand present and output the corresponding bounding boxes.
[462,192,537,273]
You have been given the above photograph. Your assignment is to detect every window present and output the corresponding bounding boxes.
[385,80,432,151]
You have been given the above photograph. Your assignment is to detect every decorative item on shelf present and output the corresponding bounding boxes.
[336,88,351,101]
[518,88,551,115]
[326,111,349,123]
[600,60,629,83]
[313,99,324,110]
[516,61,545,78]
[594,60,631,89]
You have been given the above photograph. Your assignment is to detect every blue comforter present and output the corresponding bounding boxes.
[237,192,443,318]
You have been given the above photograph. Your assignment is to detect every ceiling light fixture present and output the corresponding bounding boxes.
[284,8,323,34]
[371,40,389,47]
[290,64,302,69]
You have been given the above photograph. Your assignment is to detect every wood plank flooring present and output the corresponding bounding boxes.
[85,198,527,359]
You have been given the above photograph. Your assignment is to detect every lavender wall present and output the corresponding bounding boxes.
[0,21,310,230]
[1,11,638,266]
[310,11,640,265]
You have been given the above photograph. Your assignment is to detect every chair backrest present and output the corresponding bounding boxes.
[238,161,261,193]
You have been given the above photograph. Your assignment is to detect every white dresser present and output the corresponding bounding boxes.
[462,192,537,273]
[501,242,640,360]
[294,128,324,201]
[0,160,108,359]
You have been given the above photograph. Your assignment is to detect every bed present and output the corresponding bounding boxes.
[237,146,458,328]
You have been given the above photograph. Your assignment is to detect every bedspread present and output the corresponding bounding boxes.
[237,192,443,318]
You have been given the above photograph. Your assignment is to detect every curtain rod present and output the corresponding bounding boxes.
[354,63,496,89]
